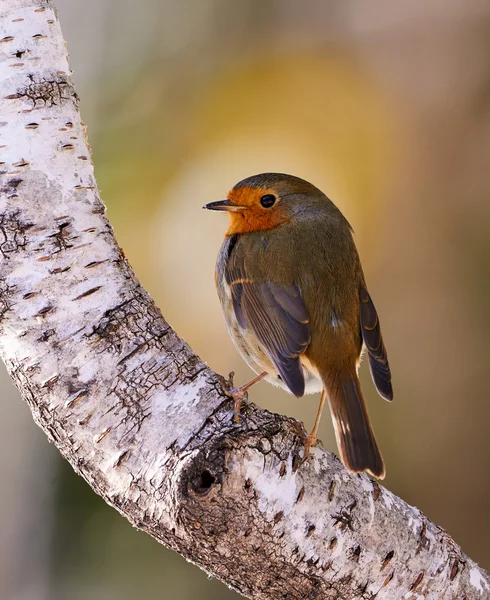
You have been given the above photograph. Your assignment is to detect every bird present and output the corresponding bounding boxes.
[203,173,393,479]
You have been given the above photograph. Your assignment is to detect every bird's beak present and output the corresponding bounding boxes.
[202,199,247,212]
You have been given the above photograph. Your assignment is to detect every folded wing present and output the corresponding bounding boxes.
[226,261,310,397]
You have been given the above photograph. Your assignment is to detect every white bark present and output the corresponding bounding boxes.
[0,1,489,599]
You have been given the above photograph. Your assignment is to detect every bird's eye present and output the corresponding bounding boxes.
[260,194,276,208]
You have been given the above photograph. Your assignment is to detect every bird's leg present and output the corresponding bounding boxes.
[225,371,267,422]
[304,389,327,458]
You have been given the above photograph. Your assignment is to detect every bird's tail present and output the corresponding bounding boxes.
[324,372,385,479]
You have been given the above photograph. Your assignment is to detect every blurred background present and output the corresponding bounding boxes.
[2,1,490,598]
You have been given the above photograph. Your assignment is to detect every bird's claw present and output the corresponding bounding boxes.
[223,372,248,422]
[225,371,236,391]
[302,433,322,462]
[291,420,318,462]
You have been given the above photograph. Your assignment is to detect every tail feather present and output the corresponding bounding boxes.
[325,373,385,479]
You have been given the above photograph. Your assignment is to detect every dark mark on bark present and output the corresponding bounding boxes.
[321,561,331,572]
[274,511,284,525]
[37,329,55,342]
[292,453,301,473]
[65,388,88,408]
[42,375,59,388]
[381,550,394,570]
[417,520,430,553]
[113,450,130,468]
[72,286,102,301]
[0,210,33,259]
[85,259,108,268]
[48,221,74,252]
[5,74,76,108]
[77,414,92,427]
[95,427,112,443]
[1,178,23,195]
[49,266,70,274]
[332,500,356,531]
[450,557,465,581]
[409,571,424,592]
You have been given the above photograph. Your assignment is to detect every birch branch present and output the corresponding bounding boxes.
[0,2,488,599]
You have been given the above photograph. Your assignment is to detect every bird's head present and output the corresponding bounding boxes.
[203,173,332,236]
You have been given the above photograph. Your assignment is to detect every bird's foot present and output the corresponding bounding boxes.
[223,371,248,423]
[303,432,321,461]
[291,420,320,461]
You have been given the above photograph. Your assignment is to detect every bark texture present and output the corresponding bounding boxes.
[0,2,489,599]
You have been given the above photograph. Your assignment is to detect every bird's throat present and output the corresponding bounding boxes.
[225,208,290,236]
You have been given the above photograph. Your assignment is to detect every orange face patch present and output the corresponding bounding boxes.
[225,186,289,236]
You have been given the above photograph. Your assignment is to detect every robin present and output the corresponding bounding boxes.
[204,173,393,479]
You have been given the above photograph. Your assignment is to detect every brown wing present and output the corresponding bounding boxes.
[226,261,310,397]
[359,287,393,401]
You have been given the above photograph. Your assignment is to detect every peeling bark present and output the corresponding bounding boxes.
[0,2,489,599]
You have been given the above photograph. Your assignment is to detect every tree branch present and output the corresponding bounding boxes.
[0,1,488,598]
